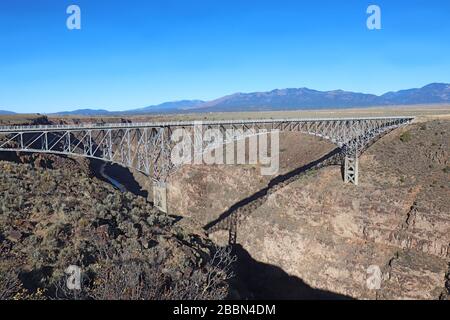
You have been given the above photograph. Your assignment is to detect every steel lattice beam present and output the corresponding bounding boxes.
[0,117,414,212]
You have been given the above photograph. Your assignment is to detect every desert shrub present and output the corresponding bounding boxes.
[165,246,236,300]
[89,254,165,300]
[0,269,21,300]
[54,245,236,300]
[0,267,48,300]
[399,131,412,143]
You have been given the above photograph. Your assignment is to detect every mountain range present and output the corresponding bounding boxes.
[0,110,17,115]
[2,83,449,116]
[198,83,450,112]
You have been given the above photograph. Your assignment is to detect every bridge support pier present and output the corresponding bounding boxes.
[344,154,359,185]
[229,229,237,245]
[227,213,238,245]
[153,181,168,213]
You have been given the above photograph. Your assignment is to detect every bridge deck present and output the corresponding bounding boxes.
[0,116,415,132]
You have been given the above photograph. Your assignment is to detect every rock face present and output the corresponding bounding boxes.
[170,120,450,299]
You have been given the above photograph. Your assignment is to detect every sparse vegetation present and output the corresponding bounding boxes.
[399,131,412,142]
[0,268,21,300]
[89,245,234,300]
[0,160,235,300]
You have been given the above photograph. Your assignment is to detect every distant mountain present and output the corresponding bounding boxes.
[187,83,450,112]
[3,83,449,116]
[191,88,380,112]
[52,109,112,116]
[0,110,16,115]
[49,100,205,116]
[380,83,450,105]
[124,100,205,114]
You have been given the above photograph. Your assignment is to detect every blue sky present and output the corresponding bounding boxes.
[0,0,449,113]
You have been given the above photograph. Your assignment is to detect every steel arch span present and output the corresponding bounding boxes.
[0,116,414,212]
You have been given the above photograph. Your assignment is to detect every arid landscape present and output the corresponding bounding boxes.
[0,106,449,300]
[1,0,449,311]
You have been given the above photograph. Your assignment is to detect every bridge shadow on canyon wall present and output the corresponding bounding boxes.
[228,244,353,300]
[201,149,353,299]
[204,147,344,233]
[205,128,398,237]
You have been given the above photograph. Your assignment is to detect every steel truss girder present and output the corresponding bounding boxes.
[0,117,414,185]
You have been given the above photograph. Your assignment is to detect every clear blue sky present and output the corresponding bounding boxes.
[0,0,449,113]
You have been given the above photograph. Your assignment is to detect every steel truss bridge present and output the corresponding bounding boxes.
[0,116,414,212]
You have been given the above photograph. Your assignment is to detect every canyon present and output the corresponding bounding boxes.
[161,118,450,299]
[0,112,449,299]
